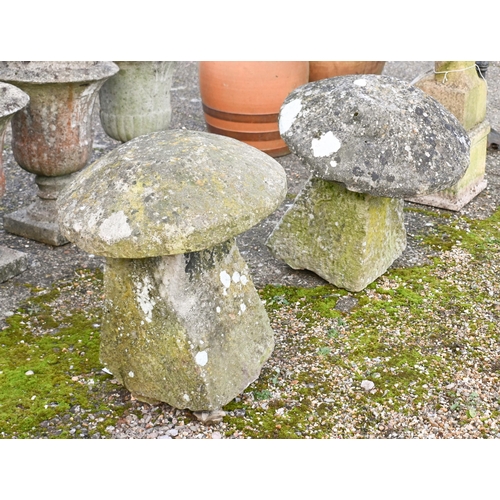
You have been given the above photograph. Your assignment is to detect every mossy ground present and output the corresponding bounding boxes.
[0,269,130,438]
[1,205,499,438]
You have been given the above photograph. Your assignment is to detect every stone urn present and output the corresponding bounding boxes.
[57,129,287,412]
[0,82,30,282]
[99,61,176,142]
[0,61,119,246]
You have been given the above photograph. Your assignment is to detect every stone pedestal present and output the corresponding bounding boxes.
[267,179,406,292]
[270,74,469,292]
[3,174,75,246]
[57,129,287,411]
[101,239,274,410]
[410,61,489,210]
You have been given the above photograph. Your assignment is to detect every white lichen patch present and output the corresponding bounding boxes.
[232,271,241,283]
[128,371,135,378]
[279,98,302,135]
[216,306,221,313]
[98,210,132,244]
[240,303,247,313]
[354,78,367,87]
[195,351,208,366]
[135,276,156,323]
[220,270,231,288]
[183,394,190,402]
[240,274,248,286]
[312,131,341,157]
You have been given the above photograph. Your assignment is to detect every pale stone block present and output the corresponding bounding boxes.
[415,62,487,131]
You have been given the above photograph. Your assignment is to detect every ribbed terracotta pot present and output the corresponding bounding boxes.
[0,61,119,246]
[199,61,309,157]
[309,61,385,82]
[99,61,176,142]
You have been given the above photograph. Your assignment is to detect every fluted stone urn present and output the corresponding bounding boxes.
[0,61,119,246]
[0,82,30,282]
[58,129,287,411]
[99,61,176,142]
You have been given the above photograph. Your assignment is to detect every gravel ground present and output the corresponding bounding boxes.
[1,61,500,440]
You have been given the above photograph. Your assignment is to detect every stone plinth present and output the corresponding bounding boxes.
[58,129,287,411]
[410,61,489,211]
[0,82,30,281]
[0,246,28,283]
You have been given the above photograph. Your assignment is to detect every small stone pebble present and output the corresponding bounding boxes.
[361,380,375,391]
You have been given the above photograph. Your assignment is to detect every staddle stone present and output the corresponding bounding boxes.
[268,74,470,291]
[58,129,287,410]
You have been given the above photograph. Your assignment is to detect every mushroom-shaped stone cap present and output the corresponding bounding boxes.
[0,61,119,84]
[58,129,287,258]
[0,82,29,119]
[279,74,470,198]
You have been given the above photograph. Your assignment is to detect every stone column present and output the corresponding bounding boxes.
[408,61,489,211]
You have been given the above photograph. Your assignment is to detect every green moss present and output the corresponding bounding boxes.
[0,268,128,439]
[220,205,500,437]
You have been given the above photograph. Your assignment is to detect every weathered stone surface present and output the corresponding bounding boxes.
[279,74,470,198]
[416,61,487,131]
[0,246,28,283]
[58,129,287,258]
[267,179,406,292]
[409,62,489,211]
[0,82,29,197]
[0,61,119,84]
[100,239,274,411]
[408,121,489,211]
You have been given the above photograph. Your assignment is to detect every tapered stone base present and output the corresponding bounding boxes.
[407,121,489,211]
[266,179,407,292]
[100,239,274,411]
[0,246,28,282]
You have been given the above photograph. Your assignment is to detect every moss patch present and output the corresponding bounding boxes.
[0,269,129,438]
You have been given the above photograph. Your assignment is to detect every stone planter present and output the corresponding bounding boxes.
[99,61,176,142]
[0,82,30,282]
[0,61,119,246]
